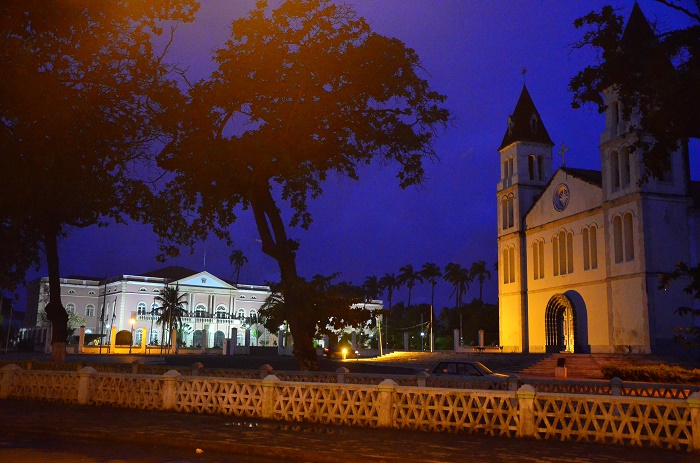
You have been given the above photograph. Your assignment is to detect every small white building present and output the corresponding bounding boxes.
[496,7,699,354]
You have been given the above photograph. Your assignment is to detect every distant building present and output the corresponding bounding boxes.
[25,266,274,348]
[496,6,699,354]
[24,265,382,349]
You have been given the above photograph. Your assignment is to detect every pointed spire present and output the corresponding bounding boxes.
[620,2,656,50]
[499,85,553,151]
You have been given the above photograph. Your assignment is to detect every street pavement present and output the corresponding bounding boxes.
[0,399,697,463]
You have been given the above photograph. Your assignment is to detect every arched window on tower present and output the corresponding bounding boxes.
[623,212,634,261]
[537,155,544,180]
[508,246,515,283]
[613,215,623,263]
[528,155,535,180]
[583,225,598,271]
[552,235,559,276]
[532,240,544,280]
[502,247,509,284]
[612,100,619,134]
[620,146,631,187]
[611,150,620,190]
[501,196,508,230]
[507,194,514,228]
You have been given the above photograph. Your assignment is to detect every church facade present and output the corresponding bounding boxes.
[497,9,699,355]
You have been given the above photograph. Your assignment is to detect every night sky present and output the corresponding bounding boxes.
[16,1,699,314]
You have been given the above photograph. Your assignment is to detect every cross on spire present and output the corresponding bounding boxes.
[558,141,569,167]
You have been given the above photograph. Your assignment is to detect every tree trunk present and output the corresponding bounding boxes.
[44,224,68,362]
[251,185,319,370]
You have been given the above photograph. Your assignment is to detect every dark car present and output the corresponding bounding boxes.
[323,345,359,359]
[430,361,508,379]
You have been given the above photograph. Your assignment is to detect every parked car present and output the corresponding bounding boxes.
[323,345,359,359]
[430,361,508,379]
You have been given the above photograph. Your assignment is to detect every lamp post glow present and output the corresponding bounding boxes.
[342,347,347,360]
[129,316,136,354]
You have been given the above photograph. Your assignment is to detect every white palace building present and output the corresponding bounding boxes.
[497,7,699,355]
[25,266,276,349]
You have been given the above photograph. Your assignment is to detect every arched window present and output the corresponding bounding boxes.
[508,246,515,283]
[501,196,508,230]
[507,194,514,228]
[552,235,560,276]
[537,155,544,180]
[214,330,225,348]
[249,309,258,323]
[215,305,227,319]
[66,303,76,315]
[533,241,539,280]
[502,248,509,284]
[583,225,598,271]
[620,146,630,187]
[624,212,634,261]
[85,305,95,317]
[612,100,619,134]
[237,308,245,320]
[195,304,206,318]
[613,215,623,263]
[611,150,620,190]
[134,330,143,347]
[528,155,535,180]
[137,301,147,316]
[553,231,574,275]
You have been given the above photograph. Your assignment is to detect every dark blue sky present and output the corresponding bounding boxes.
[17,1,699,313]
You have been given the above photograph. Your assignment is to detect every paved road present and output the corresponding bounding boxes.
[0,399,696,463]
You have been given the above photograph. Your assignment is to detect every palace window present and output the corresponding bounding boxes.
[66,303,76,314]
[195,304,207,318]
[137,301,147,316]
[85,305,95,317]
[237,308,245,320]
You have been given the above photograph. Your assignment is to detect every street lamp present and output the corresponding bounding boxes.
[420,331,425,351]
[129,316,136,354]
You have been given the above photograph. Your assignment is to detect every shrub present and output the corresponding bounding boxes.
[601,364,700,384]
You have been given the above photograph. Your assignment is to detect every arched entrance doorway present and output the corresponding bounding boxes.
[545,294,576,353]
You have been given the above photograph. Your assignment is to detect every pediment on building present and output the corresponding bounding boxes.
[174,271,233,290]
[526,168,602,228]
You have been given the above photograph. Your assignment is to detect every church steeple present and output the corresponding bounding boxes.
[499,85,554,151]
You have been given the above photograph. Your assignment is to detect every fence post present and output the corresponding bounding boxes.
[131,360,143,374]
[336,367,349,384]
[77,366,97,405]
[516,384,537,438]
[415,371,429,388]
[259,364,273,379]
[161,370,182,410]
[261,375,280,419]
[688,391,700,452]
[0,364,21,399]
[610,377,623,396]
[377,379,397,428]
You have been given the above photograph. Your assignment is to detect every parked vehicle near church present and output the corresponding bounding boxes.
[430,361,508,379]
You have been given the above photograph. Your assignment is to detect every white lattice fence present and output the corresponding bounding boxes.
[89,374,164,410]
[4,369,79,403]
[269,381,381,427]
[174,377,263,416]
[392,387,519,435]
[534,393,694,450]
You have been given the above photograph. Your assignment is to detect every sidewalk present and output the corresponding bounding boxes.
[0,399,695,463]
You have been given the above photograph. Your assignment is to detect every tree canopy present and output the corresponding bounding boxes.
[0,0,197,360]
[569,1,699,180]
[157,0,449,369]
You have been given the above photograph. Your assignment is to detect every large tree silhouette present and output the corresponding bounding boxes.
[0,1,197,361]
[157,0,449,369]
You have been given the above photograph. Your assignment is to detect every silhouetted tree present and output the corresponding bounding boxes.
[229,249,249,285]
[0,1,197,361]
[155,284,188,347]
[469,260,491,303]
[156,0,449,369]
[397,264,423,308]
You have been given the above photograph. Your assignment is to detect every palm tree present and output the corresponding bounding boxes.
[420,262,442,352]
[229,249,249,285]
[443,263,471,345]
[397,264,423,308]
[469,260,492,303]
[362,275,382,301]
[378,273,399,310]
[420,262,442,312]
[155,284,188,347]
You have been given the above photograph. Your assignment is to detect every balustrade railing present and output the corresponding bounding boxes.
[1,363,699,452]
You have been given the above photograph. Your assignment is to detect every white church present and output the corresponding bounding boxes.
[497,6,699,354]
